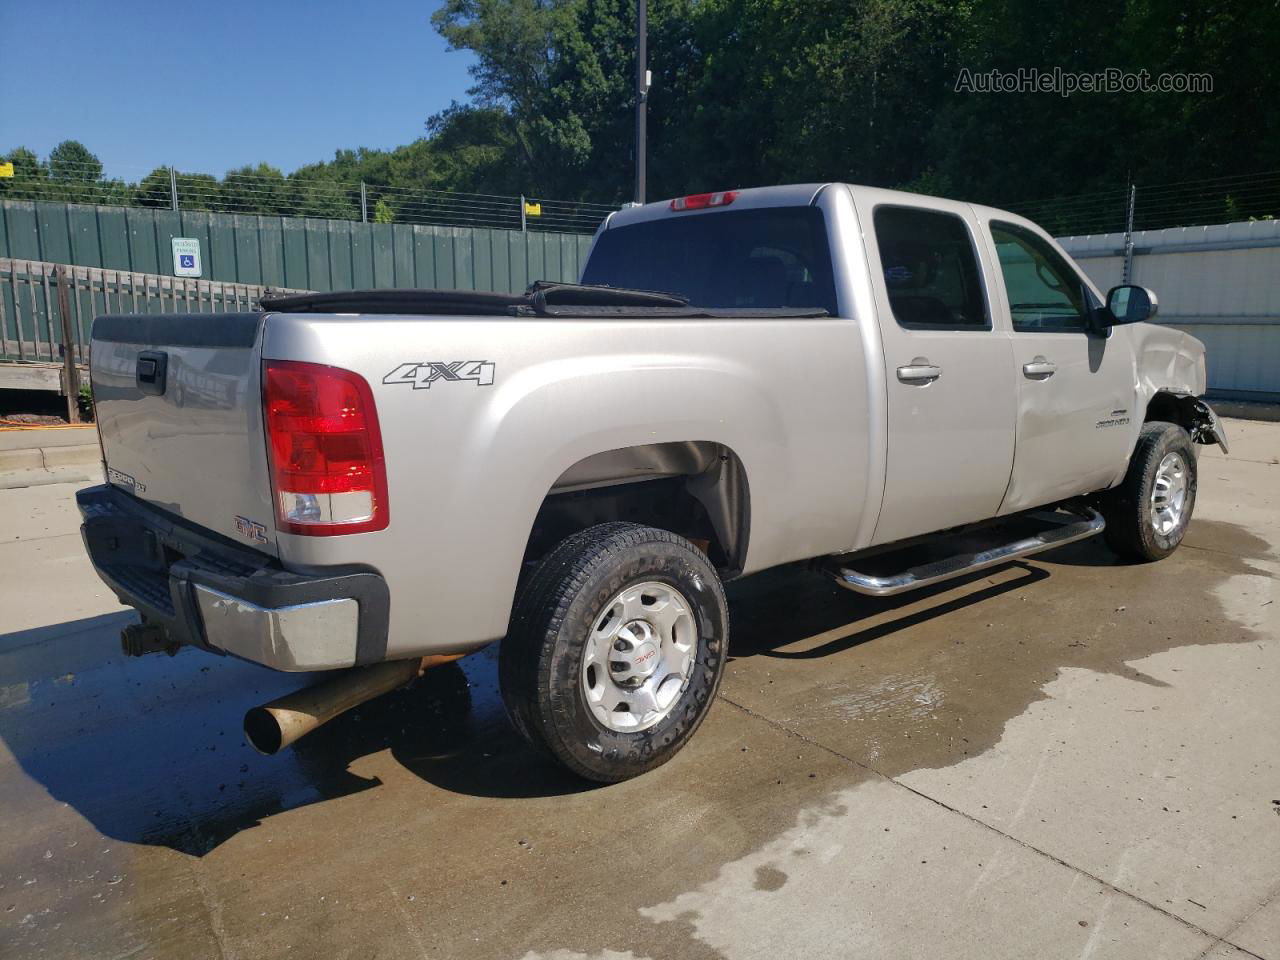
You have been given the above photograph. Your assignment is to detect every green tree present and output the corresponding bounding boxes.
[221,163,288,214]
[286,169,359,219]
[0,147,46,197]
[135,167,174,208]
[48,140,103,181]
[372,197,395,222]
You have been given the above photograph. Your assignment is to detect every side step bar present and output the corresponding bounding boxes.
[827,506,1106,598]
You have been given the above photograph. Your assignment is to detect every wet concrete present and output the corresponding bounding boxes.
[0,420,1277,959]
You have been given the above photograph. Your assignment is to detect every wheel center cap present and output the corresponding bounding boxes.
[614,620,661,685]
[629,637,661,679]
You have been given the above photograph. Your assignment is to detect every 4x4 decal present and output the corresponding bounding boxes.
[383,361,496,390]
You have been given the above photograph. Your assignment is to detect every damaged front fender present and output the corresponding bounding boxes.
[1166,392,1230,454]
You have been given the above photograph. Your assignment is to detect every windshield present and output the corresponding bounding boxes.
[581,206,838,315]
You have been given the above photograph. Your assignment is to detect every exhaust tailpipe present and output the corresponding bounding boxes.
[244,655,462,755]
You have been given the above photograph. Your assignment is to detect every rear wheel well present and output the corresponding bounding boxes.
[521,442,750,580]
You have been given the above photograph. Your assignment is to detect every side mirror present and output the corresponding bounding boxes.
[1105,284,1158,325]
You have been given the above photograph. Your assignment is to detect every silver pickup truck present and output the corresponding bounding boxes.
[79,182,1227,782]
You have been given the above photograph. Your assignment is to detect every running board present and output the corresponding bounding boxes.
[827,506,1106,598]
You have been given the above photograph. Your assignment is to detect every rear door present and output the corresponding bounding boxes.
[853,192,1016,545]
[91,313,279,555]
[974,216,1137,513]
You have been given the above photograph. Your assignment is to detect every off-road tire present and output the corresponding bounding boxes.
[499,522,729,782]
[1100,420,1197,561]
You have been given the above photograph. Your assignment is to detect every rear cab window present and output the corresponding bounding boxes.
[581,207,838,315]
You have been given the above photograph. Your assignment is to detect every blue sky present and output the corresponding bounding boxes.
[0,0,477,181]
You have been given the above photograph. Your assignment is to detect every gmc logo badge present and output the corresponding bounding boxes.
[234,515,269,543]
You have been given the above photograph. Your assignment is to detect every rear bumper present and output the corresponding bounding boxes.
[77,484,389,671]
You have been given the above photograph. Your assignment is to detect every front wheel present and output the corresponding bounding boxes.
[500,522,728,782]
[1100,421,1197,561]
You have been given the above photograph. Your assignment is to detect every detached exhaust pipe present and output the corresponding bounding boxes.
[244,655,462,755]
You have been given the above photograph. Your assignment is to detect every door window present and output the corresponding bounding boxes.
[990,221,1093,332]
[872,206,990,330]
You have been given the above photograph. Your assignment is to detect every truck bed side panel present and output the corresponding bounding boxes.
[261,312,872,658]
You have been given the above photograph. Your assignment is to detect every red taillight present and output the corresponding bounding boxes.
[669,191,738,212]
[263,359,389,536]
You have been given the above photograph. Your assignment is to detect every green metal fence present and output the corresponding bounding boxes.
[0,199,596,294]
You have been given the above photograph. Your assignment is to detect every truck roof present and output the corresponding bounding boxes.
[605,183,831,230]
[603,182,1030,233]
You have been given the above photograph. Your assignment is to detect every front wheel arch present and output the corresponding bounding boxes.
[1144,391,1228,453]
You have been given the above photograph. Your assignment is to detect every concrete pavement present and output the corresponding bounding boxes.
[0,419,1276,959]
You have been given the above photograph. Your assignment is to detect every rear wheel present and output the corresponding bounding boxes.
[1100,421,1197,561]
[500,522,728,782]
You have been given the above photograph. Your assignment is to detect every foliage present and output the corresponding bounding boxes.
[429,0,1280,216]
[78,382,94,422]
[2,0,1277,226]
[372,197,395,223]
[48,140,102,181]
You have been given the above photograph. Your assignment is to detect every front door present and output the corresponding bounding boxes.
[976,217,1137,513]
[855,194,1016,546]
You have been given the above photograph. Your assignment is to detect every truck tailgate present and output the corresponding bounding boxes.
[90,313,279,556]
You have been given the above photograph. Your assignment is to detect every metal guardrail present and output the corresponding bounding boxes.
[0,257,306,419]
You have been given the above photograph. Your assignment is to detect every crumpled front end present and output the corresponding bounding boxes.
[1130,324,1228,452]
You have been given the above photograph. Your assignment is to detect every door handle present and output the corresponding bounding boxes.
[136,350,168,396]
[896,359,943,385]
[1022,357,1057,379]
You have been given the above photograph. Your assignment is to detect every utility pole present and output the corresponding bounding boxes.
[634,0,649,205]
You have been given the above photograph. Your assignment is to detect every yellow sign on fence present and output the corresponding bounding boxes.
[523,201,542,217]
[0,162,14,178]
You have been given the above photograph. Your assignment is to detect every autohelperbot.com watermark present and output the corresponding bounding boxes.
[955,67,1213,97]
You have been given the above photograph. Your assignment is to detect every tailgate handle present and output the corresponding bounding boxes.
[136,351,168,396]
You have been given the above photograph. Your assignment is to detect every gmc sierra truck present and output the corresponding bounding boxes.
[78,183,1227,782]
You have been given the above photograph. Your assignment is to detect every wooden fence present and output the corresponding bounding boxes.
[1,257,304,365]
[0,257,306,418]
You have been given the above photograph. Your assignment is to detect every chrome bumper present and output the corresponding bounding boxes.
[193,586,360,670]
[77,484,389,672]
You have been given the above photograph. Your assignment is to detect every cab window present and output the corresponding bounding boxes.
[990,221,1093,332]
[581,207,838,315]
[872,206,990,330]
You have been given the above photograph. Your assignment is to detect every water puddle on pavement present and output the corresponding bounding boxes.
[511,522,1279,960]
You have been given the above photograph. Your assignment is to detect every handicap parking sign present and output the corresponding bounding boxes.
[171,238,202,278]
